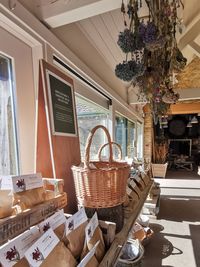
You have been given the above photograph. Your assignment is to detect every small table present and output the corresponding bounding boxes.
[174,160,193,171]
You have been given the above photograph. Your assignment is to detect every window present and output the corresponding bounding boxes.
[76,95,109,160]
[115,114,135,159]
[137,121,143,159]
[0,54,18,175]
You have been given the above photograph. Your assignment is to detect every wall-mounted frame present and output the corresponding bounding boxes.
[40,60,77,137]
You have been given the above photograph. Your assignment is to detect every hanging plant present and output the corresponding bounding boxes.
[172,48,187,71]
[139,22,166,51]
[145,36,166,51]
[151,100,170,118]
[117,28,144,53]
[117,29,135,53]
[115,60,144,82]
[141,22,157,44]
[115,0,186,123]
[162,88,179,104]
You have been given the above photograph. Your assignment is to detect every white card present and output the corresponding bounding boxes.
[12,173,43,192]
[65,208,88,235]
[85,212,99,244]
[38,210,66,234]
[0,226,41,267]
[25,229,59,267]
[132,223,143,233]
[134,175,141,183]
[0,176,13,190]
[130,180,137,188]
[77,241,100,267]
[126,186,132,196]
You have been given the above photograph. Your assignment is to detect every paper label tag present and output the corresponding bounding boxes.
[138,166,146,178]
[12,173,43,192]
[130,180,137,188]
[65,208,87,235]
[132,223,143,233]
[25,229,59,267]
[38,210,66,233]
[0,176,13,190]
[43,178,63,193]
[85,212,99,244]
[126,186,132,196]
[138,166,144,172]
[134,175,141,183]
[77,241,100,267]
[0,226,41,267]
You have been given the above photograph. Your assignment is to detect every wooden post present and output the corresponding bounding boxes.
[143,105,153,164]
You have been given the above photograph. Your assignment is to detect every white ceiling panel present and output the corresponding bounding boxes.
[78,10,125,70]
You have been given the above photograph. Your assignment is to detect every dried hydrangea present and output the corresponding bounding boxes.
[117,28,144,53]
[115,60,144,82]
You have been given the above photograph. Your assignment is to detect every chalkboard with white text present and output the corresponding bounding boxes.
[47,71,77,136]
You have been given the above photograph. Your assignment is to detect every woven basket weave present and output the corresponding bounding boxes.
[71,125,130,208]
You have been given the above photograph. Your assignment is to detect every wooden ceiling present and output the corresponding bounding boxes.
[18,0,200,104]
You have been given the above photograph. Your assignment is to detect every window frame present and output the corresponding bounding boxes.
[0,52,20,174]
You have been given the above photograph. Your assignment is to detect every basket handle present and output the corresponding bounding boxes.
[98,142,122,161]
[84,125,113,168]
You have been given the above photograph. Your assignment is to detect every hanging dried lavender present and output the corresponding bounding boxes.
[115,0,186,121]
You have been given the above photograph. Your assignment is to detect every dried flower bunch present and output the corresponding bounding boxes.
[153,142,168,164]
[115,0,187,121]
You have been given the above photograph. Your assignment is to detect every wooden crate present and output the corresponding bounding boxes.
[0,193,67,246]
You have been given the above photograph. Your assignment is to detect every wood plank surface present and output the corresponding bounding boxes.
[37,60,81,213]
[0,193,67,246]
[99,181,153,267]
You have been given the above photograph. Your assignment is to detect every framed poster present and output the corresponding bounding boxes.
[41,60,77,137]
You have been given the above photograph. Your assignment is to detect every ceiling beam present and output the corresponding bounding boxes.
[176,88,200,101]
[40,0,123,28]
[179,14,200,50]
[143,102,200,115]
[189,41,200,57]
[170,102,200,114]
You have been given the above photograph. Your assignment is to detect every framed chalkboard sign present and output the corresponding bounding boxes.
[45,69,77,136]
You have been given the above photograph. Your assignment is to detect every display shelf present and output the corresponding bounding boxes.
[99,180,153,267]
[0,193,67,246]
[143,184,161,216]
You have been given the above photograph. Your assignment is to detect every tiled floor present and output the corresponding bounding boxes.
[141,172,200,267]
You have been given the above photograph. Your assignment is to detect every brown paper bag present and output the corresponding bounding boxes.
[66,221,88,259]
[41,242,77,267]
[123,194,130,207]
[0,190,13,218]
[14,187,46,210]
[54,224,66,241]
[15,243,76,267]
[15,257,29,267]
[82,227,105,263]
[85,255,99,267]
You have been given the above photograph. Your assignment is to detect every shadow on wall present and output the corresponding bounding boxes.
[141,223,182,267]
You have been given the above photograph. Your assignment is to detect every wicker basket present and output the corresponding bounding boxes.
[71,125,130,208]
[98,141,122,160]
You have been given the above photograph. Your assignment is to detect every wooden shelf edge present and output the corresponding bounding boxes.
[99,181,154,267]
[0,193,67,246]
